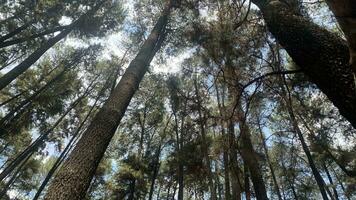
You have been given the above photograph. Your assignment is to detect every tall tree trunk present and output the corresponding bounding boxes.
[0,80,95,182]
[0,67,68,130]
[194,79,217,200]
[244,163,251,200]
[215,84,231,200]
[238,119,268,200]
[0,1,105,91]
[148,147,161,200]
[330,167,351,200]
[228,120,242,200]
[0,20,33,43]
[251,0,356,128]
[33,85,103,200]
[0,25,69,49]
[0,151,32,197]
[257,122,283,200]
[296,110,356,177]
[284,93,329,200]
[323,162,339,200]
[325,0,356,75]
[127,179,136,200]
[177,160,184,200]
[43,2,173,199]
[223,134,231,200]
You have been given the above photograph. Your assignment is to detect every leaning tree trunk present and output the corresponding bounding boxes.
[257,122,283,200]
[282,84,329,199]
[238,117,269,200]
[43,2,173,199]
[325,0,356,75]
[0,0,105,91]
[251,0,356,128]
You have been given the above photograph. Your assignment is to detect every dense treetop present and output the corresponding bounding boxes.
[0,0,355,199]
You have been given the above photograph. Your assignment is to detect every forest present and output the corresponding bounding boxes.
[0,0,355,199]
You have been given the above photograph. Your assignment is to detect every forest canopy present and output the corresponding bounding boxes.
[0,0,355,199]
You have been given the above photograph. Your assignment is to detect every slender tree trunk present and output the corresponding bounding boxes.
[177,162,184,200]
[325,0,356,75]
[0,79,96,182]
[0,20,33,43]
[0,25,69,48]
[128,179,136,200]
[43,2,173,199]
[244,163,251,200]
[194,79,217,200]
[238,117,268,200]
[0,68,67,129]
[223,136,231,200]
[330,167,351,200]
[323,162,340,200]
[257,122,283,200]
[33,90,101,200]
[228,120,242,200]
[0,151,32,197]
[285,97,329,200]
[0,1,105,91]
[148,147,161,200]
[251,0,356,128]
[297,112,356,177]
[215,85,231,200]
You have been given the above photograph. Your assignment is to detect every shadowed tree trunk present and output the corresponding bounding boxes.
[250,0,356,128]
[238,118,268,200]
[0,25,69,49]
[228,120,242,200]
[325,0,356,75]
[244,163,251,200]
[0,20,33,43]
[0,79,96,182]
[32,74,111,199]
[43,2,173,199]
[257,122,283,200]
[281,82,329,200]
[323,162,340,200]
[0,152,32,197]
[194,78,217,200]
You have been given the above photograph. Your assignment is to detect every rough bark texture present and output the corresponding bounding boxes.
[43,2,172,199]
[252,0,356,128]
[239,120,268,200]
[325,0,356,74]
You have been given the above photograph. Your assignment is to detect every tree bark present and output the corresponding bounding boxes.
[228,120,242,200]
[283,90,329,200]
[257,122,283,200]
[148,147,161,200]
[43,2,173,199]
[0,20,33,43]
[251,0,356,128]
[244,163,251,200]
[33,82,103,200]
[325,0,356,75]
[238,119,268,200]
